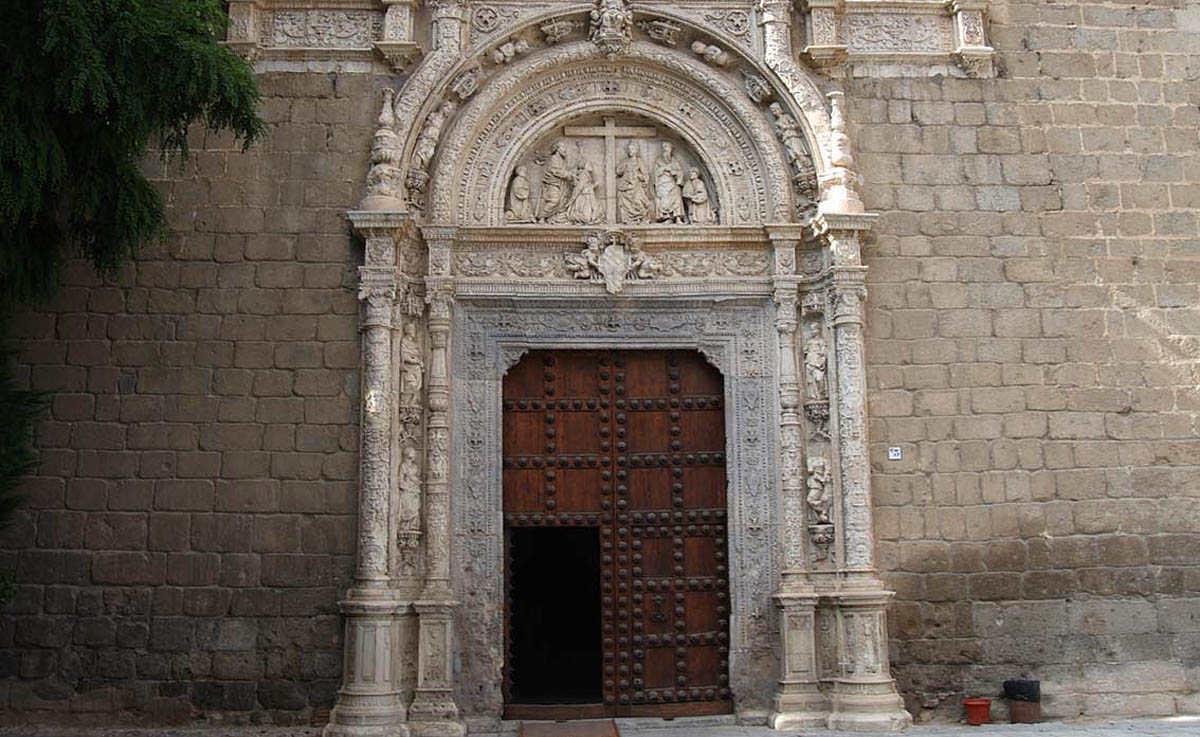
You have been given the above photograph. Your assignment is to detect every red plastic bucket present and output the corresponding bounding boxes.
[963,698,991,726]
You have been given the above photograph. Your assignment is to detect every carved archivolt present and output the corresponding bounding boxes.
[374,7,836,224]
[425,41,795,225]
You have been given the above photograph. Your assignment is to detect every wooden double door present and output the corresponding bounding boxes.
[502,350,732,719]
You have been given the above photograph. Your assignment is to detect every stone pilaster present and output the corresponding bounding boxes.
[813,211,911,731]
[408,602,464,736]
[767,225,831,728]
[766,226,807,580]
[947,0,995,77]
[408,227,464,737]
[326,214,410,737]
[224,1,263,59]
[797,0,848,68]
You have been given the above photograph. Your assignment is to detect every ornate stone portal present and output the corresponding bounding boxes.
[319,2,969,734]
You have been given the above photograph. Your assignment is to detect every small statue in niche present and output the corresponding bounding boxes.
[682,168,716,224]
[398,446,422,531]
[400,322,424,407]
[537,141,575,223]
[410,100,457,175]
[616,141,652,224]
[768,102,812,176]
[806,456,832,524]
[505,165,535,223]
[652,142,686,223]
[567,160,603,225]
[804,335,828,400]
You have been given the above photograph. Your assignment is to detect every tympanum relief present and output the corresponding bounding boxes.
[505,115,720,226]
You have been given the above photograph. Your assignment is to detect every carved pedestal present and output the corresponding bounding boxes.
[408,602,466,737]
[770,590,828,728]
[326,594,408,737]
[827,585,911,731]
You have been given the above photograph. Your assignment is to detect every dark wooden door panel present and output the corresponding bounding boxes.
[503,350,731,719]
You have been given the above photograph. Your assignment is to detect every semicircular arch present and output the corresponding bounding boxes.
[425,40,797,226]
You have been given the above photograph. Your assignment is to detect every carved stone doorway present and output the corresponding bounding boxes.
[501,350,732,720]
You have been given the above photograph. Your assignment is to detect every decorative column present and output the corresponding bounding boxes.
[947,0,995,77]
[326,215,408,737]
[408,227,464,737]
[814,210,911,731]
[768,226,806,579]
[807,87,911,730]
[797,0,847,68]
[767,226,828,729]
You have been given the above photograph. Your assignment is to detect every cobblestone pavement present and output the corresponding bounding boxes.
[2,716,1200,737]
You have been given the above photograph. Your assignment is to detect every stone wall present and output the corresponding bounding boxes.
[0,0,1198,726]
[0,71,385,723]
[854,0,1200,722]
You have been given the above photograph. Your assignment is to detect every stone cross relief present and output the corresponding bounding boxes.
[505,118,720,226]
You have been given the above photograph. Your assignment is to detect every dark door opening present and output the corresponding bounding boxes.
[507,527,602,705]
[503,350,732,719]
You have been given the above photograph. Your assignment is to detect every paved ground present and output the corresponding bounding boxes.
[2,716,1200,737]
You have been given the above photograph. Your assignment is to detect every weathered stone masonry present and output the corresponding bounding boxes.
[0,0,1197,730]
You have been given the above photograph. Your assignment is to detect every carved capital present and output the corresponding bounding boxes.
[812,211,877,267]
[425,287,454,322]
[358,268,398,326]
[774,289,800,335]
[376,40,423,72]
[830,270,868,326]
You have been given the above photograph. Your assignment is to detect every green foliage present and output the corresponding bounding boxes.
[0,0,265,304]
[0,350,43,606]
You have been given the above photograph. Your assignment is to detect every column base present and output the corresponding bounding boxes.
[326,589,407,737]
[323,698,409,737]
[769,681,829,729]
[408,690,466,737]
[827,679,912,732]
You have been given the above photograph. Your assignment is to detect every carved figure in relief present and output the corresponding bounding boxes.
[652,143,686,223]
[682,168,716,225]
[536,141,575,223]
[412,100,456,174]
[400,322,424,407]
[566,161,603,225]
[806,456,832,524]
[804,335,828,399]
[398,446,422,531]
[616,141,652,224]
[742,71,774,104]
[565,232,604,280]
[768,103,811,175]
[505,165,535,223]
